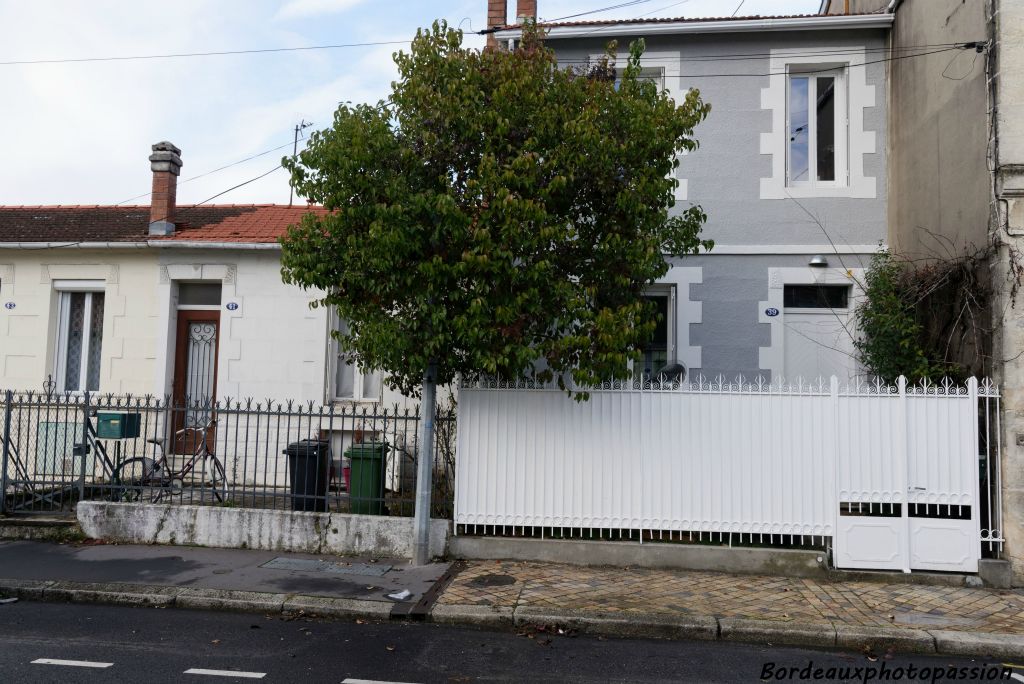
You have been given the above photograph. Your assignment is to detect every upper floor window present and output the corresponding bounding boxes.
[614,66,666,91]
[760,48,876,200]
[331,316,383,402]
[788,68,846,188]
[54,284,105,392]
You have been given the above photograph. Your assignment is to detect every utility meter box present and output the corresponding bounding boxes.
[95,412,141,440]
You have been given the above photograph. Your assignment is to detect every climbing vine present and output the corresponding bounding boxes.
[855,247,994,383]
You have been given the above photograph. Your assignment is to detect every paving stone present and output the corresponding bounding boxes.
[440,560,1024,637]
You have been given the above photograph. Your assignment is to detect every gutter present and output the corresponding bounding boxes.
[0,241,282,250]
[494,13,893,40]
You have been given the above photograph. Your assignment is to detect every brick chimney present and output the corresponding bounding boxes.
[516,0,536,23]
[486,0,507,50]
[148,141,182,236]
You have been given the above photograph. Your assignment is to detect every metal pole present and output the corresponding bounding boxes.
[412,361,437,566]
[80,392,90,504]
[1,390,12,515]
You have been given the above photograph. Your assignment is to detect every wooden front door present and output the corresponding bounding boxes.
[172,310,220,453]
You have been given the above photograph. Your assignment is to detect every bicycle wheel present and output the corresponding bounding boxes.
[206,455,227,503]
[114,457,152,503]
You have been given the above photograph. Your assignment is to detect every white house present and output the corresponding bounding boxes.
[0,142,411,411]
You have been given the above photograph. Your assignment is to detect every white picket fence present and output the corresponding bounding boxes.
[454,375,1003,573]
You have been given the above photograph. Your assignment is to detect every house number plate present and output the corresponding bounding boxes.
[3,302,14,310]
[226,302,239,311]
[765,307,779,317]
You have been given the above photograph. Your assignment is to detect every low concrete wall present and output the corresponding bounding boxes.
[77,502,450,559]
[449,536,828,578]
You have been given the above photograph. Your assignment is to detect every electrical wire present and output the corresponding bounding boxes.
[114,139,301,206]
[543,0,657,23]
[554,45,973,78]
[0,40,409,66]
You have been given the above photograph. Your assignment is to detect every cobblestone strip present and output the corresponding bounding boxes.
[439,561,1024,635]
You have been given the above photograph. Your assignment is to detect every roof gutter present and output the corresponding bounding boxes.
[495,13,893,40]
[0,241,282,250]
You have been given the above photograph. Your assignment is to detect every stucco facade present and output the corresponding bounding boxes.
[514,20,890,380]
[0,247,413,409]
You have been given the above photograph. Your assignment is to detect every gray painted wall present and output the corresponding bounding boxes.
[547,28,888,379]
[549,29,889,248]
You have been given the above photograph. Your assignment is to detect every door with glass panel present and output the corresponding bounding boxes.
[172,309,220,453]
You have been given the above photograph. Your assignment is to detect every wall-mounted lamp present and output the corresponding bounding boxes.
[809,255,829,268]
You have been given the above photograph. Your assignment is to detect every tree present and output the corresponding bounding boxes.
[280,21,712,563]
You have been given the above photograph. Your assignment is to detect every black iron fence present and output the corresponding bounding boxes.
[0,390,456,518]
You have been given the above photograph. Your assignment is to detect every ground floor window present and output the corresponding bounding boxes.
[635,287,676,381]
[55,289,105,392]
[332,316,383,402]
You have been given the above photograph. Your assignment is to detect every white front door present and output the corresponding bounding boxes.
[781,284,858,382]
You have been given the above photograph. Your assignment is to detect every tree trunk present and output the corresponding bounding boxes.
[411,361,437,566]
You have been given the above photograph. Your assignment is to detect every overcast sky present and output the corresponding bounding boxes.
[0,0,819,207]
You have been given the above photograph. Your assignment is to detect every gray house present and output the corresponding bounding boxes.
[492,2,892,382]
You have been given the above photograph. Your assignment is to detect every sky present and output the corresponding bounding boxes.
[0,0,819,207]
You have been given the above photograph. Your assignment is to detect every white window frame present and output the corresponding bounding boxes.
[760,46,877,200]
[329,312,383,403]
[53,280,105,393]
[786,67,848,190]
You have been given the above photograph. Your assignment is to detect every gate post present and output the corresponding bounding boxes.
[1,390,12,515]
[898,375,912,573]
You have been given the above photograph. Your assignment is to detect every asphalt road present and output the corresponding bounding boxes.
[0,601,1015,683]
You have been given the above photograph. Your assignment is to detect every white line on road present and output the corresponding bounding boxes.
[341,679,421,684]
[32,658,113,669]
[185,669,267,679]
[1009,674,1023,683]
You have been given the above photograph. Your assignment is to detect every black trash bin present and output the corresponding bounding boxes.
[283,439,331,512]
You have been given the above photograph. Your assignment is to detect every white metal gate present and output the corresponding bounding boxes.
[455,375,1003,574]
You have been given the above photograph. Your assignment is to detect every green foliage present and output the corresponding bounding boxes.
[280,21,712,397]
[855,250,937,383]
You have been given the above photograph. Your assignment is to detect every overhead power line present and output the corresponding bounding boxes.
[114,139,301,206]
[543,0,656,23]
[0,39,409,66]
[554,44,980,78]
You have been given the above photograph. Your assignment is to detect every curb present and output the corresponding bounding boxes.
[3,578,1023,660]
[514,606,718,641]
[0,578,399,623]
[429,602,1024,659]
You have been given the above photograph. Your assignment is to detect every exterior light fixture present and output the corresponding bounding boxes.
[809,255,829,268]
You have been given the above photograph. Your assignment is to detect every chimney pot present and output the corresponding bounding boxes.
[148,141,182,236]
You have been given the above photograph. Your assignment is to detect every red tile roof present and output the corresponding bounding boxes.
[0,204,327,244]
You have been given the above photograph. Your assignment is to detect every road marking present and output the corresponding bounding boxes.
[185,669,267,679]
[342,679,421,684]
[1009,673,1023,683]
[32,658,113,669]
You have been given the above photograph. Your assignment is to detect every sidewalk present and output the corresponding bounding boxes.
[436,560,1024,659]
[1,539,1022,660]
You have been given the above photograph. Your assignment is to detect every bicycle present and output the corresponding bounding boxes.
[112,419,227,503]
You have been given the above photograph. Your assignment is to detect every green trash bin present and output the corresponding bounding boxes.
[346,441,388,515]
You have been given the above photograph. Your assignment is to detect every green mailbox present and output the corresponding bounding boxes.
[95,412,141,440]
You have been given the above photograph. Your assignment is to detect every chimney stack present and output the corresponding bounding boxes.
[486,0,506,50]
[517,0,537,24]
[148,141,182,236]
